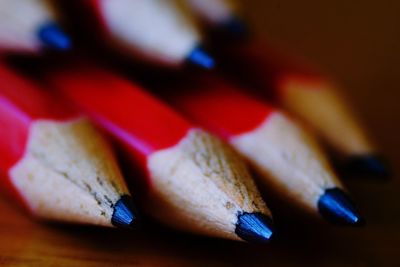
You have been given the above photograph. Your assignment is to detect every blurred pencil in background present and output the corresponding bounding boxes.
[0,62,138,228]
[159,73,364,226]
[186,0,389,179]
[0,0,71,53]
[76,0,214,69]
[42,61,274,243]
[185,0,246,36]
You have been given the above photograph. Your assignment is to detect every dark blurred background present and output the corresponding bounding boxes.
[0,1,399,266]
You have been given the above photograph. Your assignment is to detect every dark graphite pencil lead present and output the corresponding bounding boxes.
[318,188,365,226]
[112,195,140,229]
[235,212,274,243]
[343,154,390,179]
[38,23,72,51]
[186,46,216,70]
[218,16,249,39]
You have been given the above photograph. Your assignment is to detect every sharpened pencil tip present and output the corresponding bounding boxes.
[112,195,140,229]
[220,17,249,38]
[235,212,274,243]
[318,188,365,226]
[38,23,72,51]
[186,46,215,70]
[343,154,391,179]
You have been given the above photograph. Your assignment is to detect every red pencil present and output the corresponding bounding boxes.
[0,62,137,228]
[42,61,273,242]
[216,39,389,178]
[159,74,364,226]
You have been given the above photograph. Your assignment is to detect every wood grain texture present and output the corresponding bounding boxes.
[1,1,400,266]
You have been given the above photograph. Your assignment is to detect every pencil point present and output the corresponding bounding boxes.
[318,188,365,226]
[38,23,72,51]
[186,46,215,70]
[343,154,390,179]
[235,212,274,243]
[220,17,249,38]
[112,195,139,229]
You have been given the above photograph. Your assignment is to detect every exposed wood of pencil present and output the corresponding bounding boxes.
[280,75,374,155]
[185,0,238,25]
[0,0,70,52]
[0,63,134,228]
[43,62,273,241]
[163,75,346,214]
[85,0,202,67]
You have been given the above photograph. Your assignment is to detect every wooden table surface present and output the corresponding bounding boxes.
[1,1,400,266]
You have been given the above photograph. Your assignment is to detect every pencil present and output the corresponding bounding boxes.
[221,40,389,179]
[79,0,214,69]
[161,74,364,226]
[43,61,274,242]
[185,0,246,36]
[187,0,389,178]
[0,63,138,228]
[0,0,71,52]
